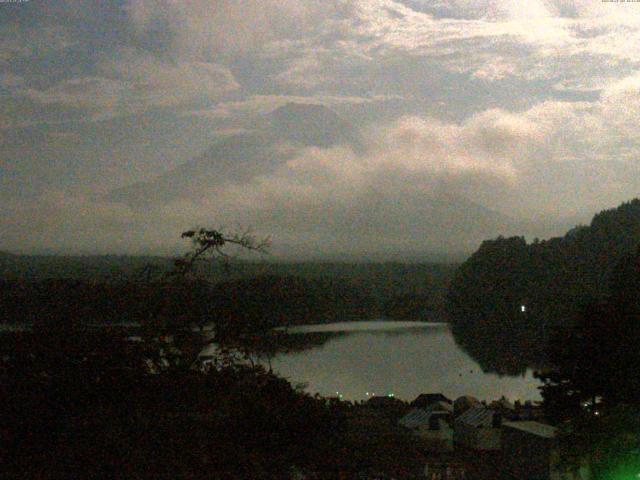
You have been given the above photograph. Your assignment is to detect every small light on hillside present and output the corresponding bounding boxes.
[520,305,526,313]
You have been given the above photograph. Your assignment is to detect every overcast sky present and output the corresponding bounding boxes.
[2,1,640,256]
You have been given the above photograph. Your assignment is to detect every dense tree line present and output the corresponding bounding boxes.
[536,248,640,479]
[0,251,457,323]
[446,199,640,374]
[1,272,448,332]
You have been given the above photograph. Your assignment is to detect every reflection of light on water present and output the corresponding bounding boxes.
[281,320,447,334]
[271,321,541,403]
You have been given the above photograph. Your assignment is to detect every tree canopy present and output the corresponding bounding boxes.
[537,248,640,478]
[446,199,640,374]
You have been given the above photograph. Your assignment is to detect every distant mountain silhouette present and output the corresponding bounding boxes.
[260,103,365,150]
[102,103,570,256]
[107,103,364,207]
[326,192,519,253]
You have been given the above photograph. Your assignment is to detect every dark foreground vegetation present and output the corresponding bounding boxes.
[0,230,431,479]
[446,199,640,374]
[1,327,332,478]
[1,320,430,479]
[536,246,640,479]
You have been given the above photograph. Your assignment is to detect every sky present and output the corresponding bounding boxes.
[2,0,640,257]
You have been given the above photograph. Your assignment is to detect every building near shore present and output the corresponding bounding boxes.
[399,405,453,452]
[454,405,502,451]
[501,421,591,480]
[410,393,453,409]
[424,460,467,480]
[453,395,480,417]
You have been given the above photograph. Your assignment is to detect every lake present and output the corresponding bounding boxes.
[270,321,541,402]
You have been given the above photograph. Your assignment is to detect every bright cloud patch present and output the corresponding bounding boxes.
[3,0,640,255]
[15,49,238,120]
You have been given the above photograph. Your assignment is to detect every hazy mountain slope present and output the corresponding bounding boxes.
[104,103,540,256]
[107,103,364,207]
[260,102,365,150]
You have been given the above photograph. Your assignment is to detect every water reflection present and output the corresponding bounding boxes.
[283,321,448,333]
[270,321,541,402]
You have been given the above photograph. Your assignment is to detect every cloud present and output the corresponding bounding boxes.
[250,0,640,99]
[275,52,328,90]
[6,0,640,126]
[0,73,25,88]
[23,77,129,111]
[470,58,518,81]
[0,105,529,255]
[5,84,640,255]
[0,23,76,62]
[13,48,238,122]
[126,0,354,58]
[6,0,640,255]
[99,47,239,106]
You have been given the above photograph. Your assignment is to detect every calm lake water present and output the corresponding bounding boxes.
[271,321,541,403]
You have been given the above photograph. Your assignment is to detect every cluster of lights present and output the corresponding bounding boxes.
[328,391,400,399]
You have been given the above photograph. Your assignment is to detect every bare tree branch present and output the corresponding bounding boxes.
[171,227,270,277]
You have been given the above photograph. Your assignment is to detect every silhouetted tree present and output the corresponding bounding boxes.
[173,227,270,276]
[128,227,271,371]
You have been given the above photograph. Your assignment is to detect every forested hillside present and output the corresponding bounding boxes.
[446,199,640,374]
[0,260,458,326]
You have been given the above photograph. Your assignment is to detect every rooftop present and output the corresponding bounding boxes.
[411,393,452,407]
[456,406,496,427]
[399,408,432,428]
[502,421,557,438]
[399,408,451,430]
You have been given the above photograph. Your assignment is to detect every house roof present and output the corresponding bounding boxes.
[490,397,515,411]
[453,395,480,412]
[399,408,451,430]
[502,421,557,438]
[430,400,453,412]
[399,408,432,428]
[455,406,496,427]
[411,393,452,408]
